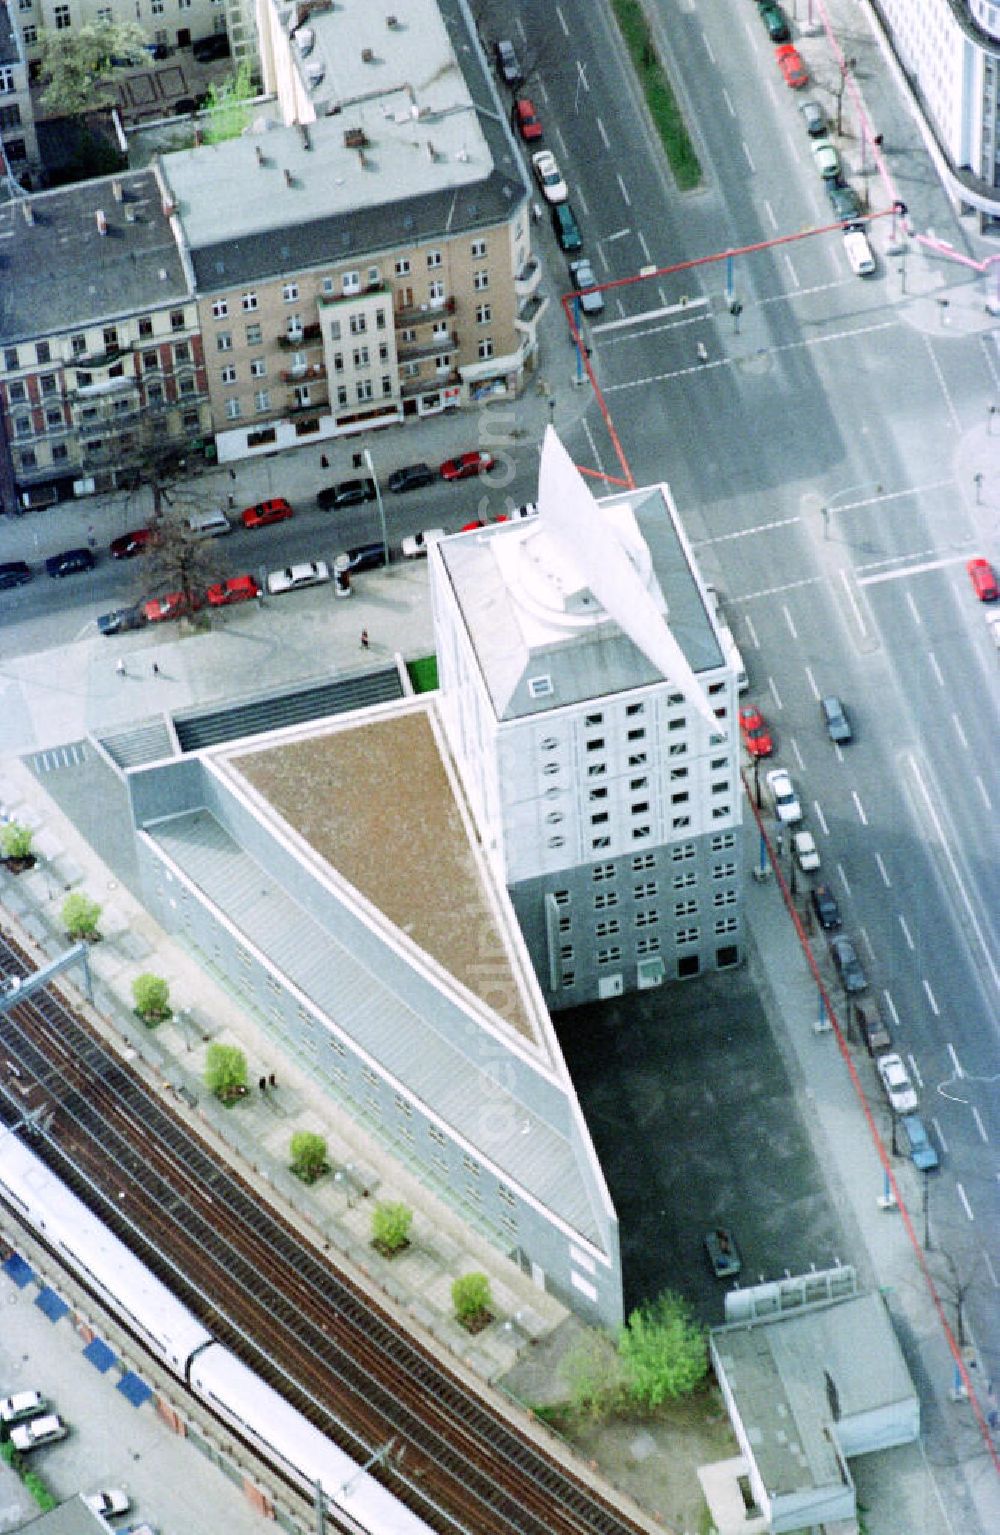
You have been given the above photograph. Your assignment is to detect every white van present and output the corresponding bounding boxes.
[843,227,875,277]
[185,507,231,538]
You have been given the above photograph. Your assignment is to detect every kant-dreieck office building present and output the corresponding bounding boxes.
[128,434,743,1329]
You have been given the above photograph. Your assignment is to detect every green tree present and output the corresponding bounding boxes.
[131,973,171,1022]
[289,1131,328,1182]
[0,822,34,860]
[451,1272,492,1324]
[560,1327,629,1420]
[38,22,147,115]
[618,1290,708,1409]
[371,1201,413,1254]
[201,60,255,145]
[204,1043,248,1102]
[61,891,102,939]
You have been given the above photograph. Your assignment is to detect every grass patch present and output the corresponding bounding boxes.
[407,654,439,693]
[610,0,702,191]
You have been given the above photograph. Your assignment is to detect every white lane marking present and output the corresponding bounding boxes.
[814,801,829,836]
[975,775,991,810]
[704,33,716,63]
[860,926,875,961]
[575,59,590,95]
[956,1183,975,1222]
[858,553,969,587]
[617,172,631,207]
[740,575,823,601]
[743,141,756,174]
[875,853,892,888]
[985,1251,999,1288]
[928,651,944,688]
[576,188,591,216]
[804,665,820,700]
[905,590,922,626]
[783,251,800,289]
[923,333,962,431]
[898,914,915,951]
[764,199,778,231]
[908,753,999,991]
[638,230,651,264]
[951,712,969,750]
[693,515,802,547]
[946,1042,964,1078]
[744,612,759,649]
[605,319,898,387]
[769,677,783,710]
[932,1116,949,1154]
[832,741,844,765]
[908,1053,924,1090]
[852,789,868,826]
[972,1105,988,1143]
[838,568,868,638]
[882,988,899,1027]
[556,4,570,37]
[597,295,709,337]
[723,87,736,118]
[597,116,610,151]
[791,736,805,771]
[837,861,851,896]
[783,604,798,640]
[923,978,940,1015]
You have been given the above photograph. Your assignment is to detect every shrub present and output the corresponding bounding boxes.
[371,1201,412,1254]
[204,1042,248,1102]
[0,822,34,859]
[451,1271,492,1323]
[23,1469,56,1511]
[618,1290,708,1409]
[289,1130,328,1183]
[61,890,102,938]
[132,972,171,1022]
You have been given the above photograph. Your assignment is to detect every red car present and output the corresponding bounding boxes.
[738,705,773,758]
[440,451,495,481]
[242,497,293,529]
[776,44,809,89]
[110,528,154,559]
[142,591,202,624]
[967,557,998,601]
[512,98,543,141]
[206,574,260,607]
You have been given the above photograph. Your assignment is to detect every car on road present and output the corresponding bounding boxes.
[828,182,862,220]
[0,1391,46,1425]
[45,547,95,579]
[877,1052,918,1114]
[776,43,808,87]
[388,462,435,494]
[401,528,445,559]
[242,497,293,529]
[495,38,523,87]
[967,556,998,601]
[83,1489,131,1519]
[766,768,802,823]
[110,528,154,559]
[820,694,852,743]
[760,3,790,42]
[843,226,876,276]
[512,98,542,141]
[206,574,260,606]
[811,138,841,179]
[0,560,32,590]
[738,705,773,757]
[800,99,827,136]
[704,1228,741,1278]
[810,883,841,929]
[316,478,375,511]
[830,934,867,993]
[551,201,583,252]
[792,831,820,871]
[97,604,147,637]
[440,450,494,481]
[899,1114,939,1171]
[9,1413,67,1452]
[345,542,385,573]
[568,258,604,315]
[266,561,330,595]
[142,591,201,624]
[532,149,567,204]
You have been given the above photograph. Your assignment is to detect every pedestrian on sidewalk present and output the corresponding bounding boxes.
[268,1072,276,1088]
[258,1075,267,1092]
[151,661,160,677]
[360,628,369,650]
[116,659,127,678]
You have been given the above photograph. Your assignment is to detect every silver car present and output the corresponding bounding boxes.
[265,561,330,596]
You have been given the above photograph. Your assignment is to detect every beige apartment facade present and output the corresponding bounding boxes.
[10,0,228,63]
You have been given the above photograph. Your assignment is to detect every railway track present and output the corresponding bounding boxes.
[0,929,653,1535]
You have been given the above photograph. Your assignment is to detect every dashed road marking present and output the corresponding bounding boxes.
[876,852,892,887]
[898,914,915,951]
[956,1183,974,1222]
[923,978,940,1015]
[951,712,968,750]
[975,775,991,810]
[814,801,829,836]
[905,590,922,626]
[852,789,868,826]
[972,1106,988,1143]
[858,553,968,587]
[695,515,801,546]
[928,651,944,687]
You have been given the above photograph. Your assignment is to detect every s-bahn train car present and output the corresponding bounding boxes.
[0,1132,436,1534]
[189,1345,434,1535]
[0,1129,212,1374]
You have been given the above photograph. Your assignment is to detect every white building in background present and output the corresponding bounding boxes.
[873,0,1000,227]
[430,430,745,1013]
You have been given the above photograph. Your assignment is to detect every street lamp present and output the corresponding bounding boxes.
[821,479,883,541]
[361,447,389,567]
[548,396,555,431]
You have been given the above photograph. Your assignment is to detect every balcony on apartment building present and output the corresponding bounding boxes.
[285,390,330,415]
[318,281,388,308]
[514,255,542,300]
[396,332,458,362]
[393,295,457,328]
[400,368,461,399]
[280,361,327,383]
[277,322,322,349]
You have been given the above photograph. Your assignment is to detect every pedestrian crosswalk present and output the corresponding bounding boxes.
[30,741,88,774]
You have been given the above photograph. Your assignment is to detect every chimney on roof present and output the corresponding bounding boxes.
[361,47,374,63]
[299,123,311,151]
[426,139,436,160]
[22,201,34,226]
[387,14,399,28]
[161,195,176,217]
[255,144,264,166]
[344,126,366,149]
[96,210,108,236]
[111,178,123,202]
[284,168,294,188]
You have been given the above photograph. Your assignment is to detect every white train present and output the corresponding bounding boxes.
[0,1129,436,1535]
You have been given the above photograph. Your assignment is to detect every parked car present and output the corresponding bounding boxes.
[387,462,435,494]
[401,528,445,559]
[828,182,863,221]
[266,561,330,595]
[830,934,867,993]
[110,528,153,559]
[738,705,773,758]
[843,226,876,276]
[495,38,523,88]
[345,543,385,573]
[820,694,852,743]
[440,450,494,481]
[97,604,147,636]
[83,1489,130,1519]
[568,258,604,315]
[205,574,260,606]
[800,99,827,136]
[704,1227,741,1278]
[899,1114,939,1171]
[46,547,95,579]
[0,1391,46,1425]
[512,98,542,141]
[551,201,583,253]
[532,149,568,204]
[760,4,790,42]
[811,138,841,180]
[776,44,809,88]
[316,479,375,511]
[766,768,802,823]
[142,591,201,623]
[877,1052,918,1114]
[10,1414,67,1452]
[792,831,820,871]
[810,883,841,930]
[242,497,293,529]
[0,561,32,590]
[967,556,998,601]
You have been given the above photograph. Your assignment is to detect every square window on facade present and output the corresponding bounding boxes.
[225,398,241,419]
[36,340,52,364]
[471,238,487,257]
[3,347,19,370]
[245,323,262,346]
[217,332,233,351]
[395,258,411,276]
[250,358,266,377]
[220,365,236,384]
[241,292,258,311]
[473,269,489,290]
[138,317,153,339]
[170,310,185,331]
[477,338,494,360]
[212,299,229,319]
[283,282,299,302]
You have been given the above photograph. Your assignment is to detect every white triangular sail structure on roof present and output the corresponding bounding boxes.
[536,427,721,734]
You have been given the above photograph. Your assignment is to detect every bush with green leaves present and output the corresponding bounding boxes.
[132,972,171,1022]
[61,891,102,939]
[23,1470,57,1511]
[560,1327,629,1420]
[371,1200,412,1254]
[451,1271,492,1324]
[0,822,34,860]
[618,1290,708,1409]
[204,1042,248,1102]
[290,1130,328,1183]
